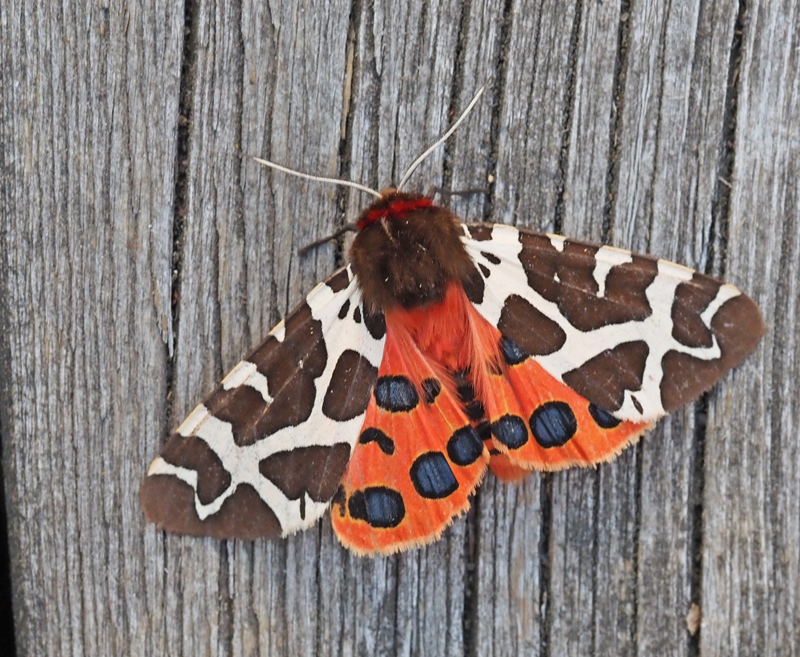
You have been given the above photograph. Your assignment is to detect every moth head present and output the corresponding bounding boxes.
[355,190,435,231]
[350,191,478,312]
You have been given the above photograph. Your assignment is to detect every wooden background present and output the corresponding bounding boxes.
[1,0,798,655]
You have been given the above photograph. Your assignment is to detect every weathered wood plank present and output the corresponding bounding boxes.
[1,0,795,655]
[0,2,184,656]
[606,1,741,655]
[703,0,800,654]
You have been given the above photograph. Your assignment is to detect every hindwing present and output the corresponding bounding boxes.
[331,313,489,555]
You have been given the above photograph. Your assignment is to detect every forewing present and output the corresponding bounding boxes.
[461,223,765,423]
[141,265,386,540]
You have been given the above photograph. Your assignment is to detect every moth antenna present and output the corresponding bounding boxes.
[397,84,487,191]
[250,156,382,199]
[427,185,491,200]
[298,223,359,256]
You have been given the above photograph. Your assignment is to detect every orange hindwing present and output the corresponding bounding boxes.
[331,300,489,555]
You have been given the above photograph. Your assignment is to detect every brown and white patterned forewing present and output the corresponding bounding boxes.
[461,224,764,423]
[141,265,386,540]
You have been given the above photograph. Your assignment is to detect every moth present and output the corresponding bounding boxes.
[141,94,765,556]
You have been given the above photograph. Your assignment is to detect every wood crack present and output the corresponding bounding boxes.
[602,0,632,243]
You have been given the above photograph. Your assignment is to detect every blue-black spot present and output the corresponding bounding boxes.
[353,306,362,323]
[475,420,492,442]
[530,402,577,448]
[455,377,476,403]
[421,378,441,404]
[447,426,484,466]
[481,251,501,265]
[374,376,419,412]
[491,414,529,449]
[348,487,405,528]
[464,400,486,421]
[338,299,350,320]
[588,403,621,429]
[499,336,528,365]
[410,452,459,499]
[478,263,491,278]
[359,427,395,455]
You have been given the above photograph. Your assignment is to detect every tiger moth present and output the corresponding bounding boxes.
[141,96,765,556]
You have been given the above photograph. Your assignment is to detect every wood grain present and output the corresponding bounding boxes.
[1,0,796,655]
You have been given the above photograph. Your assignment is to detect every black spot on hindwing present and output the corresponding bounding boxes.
[359,427,395,455]
[530,402,577,448]
[589,403,621,429]
[410,452,459,499]
[490,415,529,449]
[454,371,475,402]
[374,376,419,412]
[475,420,492,442]
[499,336,528,365]
[464,400,486,421]
[348,487,405,528]
[421,378,442,404]
[447,426,484,466]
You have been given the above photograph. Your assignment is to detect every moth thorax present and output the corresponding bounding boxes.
[350,192,477,311]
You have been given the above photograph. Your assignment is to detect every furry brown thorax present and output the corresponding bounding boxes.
[349,191,478,311]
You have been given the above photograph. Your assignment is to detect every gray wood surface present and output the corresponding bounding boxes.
[1,0,797,655]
